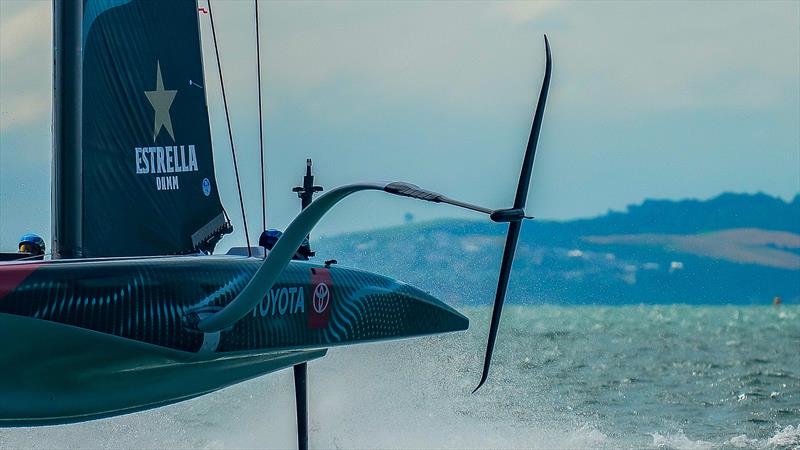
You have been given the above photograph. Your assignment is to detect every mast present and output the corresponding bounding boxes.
[291,159,322,450]
[52,0,83,259]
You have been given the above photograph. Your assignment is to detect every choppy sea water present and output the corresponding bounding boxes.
[1,305,798,449]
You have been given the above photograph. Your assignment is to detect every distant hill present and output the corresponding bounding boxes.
[313,193,800,305]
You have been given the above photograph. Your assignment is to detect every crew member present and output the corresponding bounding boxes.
[18,233,45,258]
[259,229,314,261]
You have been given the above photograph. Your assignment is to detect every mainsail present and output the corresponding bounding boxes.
[80,0,229,257]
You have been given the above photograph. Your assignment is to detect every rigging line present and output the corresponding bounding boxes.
[255,0,267,232]
[15,253,53,261]
[207,0,251,256]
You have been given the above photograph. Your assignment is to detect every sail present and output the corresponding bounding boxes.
[81,0,229,257]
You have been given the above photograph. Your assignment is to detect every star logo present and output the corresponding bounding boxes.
[144,61,177,142]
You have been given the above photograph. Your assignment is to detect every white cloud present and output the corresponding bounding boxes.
[0,92,49,131]
[0,1,49,62]
[0,1,52,131]
[197,0,799,127]
[551,2,799,112]
[492,1,561,24]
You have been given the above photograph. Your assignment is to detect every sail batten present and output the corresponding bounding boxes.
[80,0,229,257]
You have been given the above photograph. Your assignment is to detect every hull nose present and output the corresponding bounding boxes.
[397,284,469,334]
[310,265,470,344]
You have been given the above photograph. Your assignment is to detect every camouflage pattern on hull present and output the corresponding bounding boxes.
[0,255,468,353]
[0,255,468,425]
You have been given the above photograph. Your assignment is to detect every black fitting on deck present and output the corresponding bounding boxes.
[292,159,324,209]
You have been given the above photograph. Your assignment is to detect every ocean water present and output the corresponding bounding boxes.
[1,305,798,449]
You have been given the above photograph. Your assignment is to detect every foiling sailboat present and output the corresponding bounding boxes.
[0,1,552,447]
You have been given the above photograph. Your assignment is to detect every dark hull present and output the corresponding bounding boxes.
[0,255,468,425]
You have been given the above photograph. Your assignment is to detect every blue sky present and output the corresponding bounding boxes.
[1,1,798,251]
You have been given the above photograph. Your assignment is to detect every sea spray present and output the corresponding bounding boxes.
[0,305,797,449]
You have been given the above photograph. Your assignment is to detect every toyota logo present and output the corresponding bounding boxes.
[313,282,330,314]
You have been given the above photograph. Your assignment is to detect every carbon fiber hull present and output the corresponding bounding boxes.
[0,255,468,425]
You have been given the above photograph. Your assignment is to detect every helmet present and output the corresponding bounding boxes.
[258,229,313,260]
[259,229,283,250]
[19,233,45,255]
